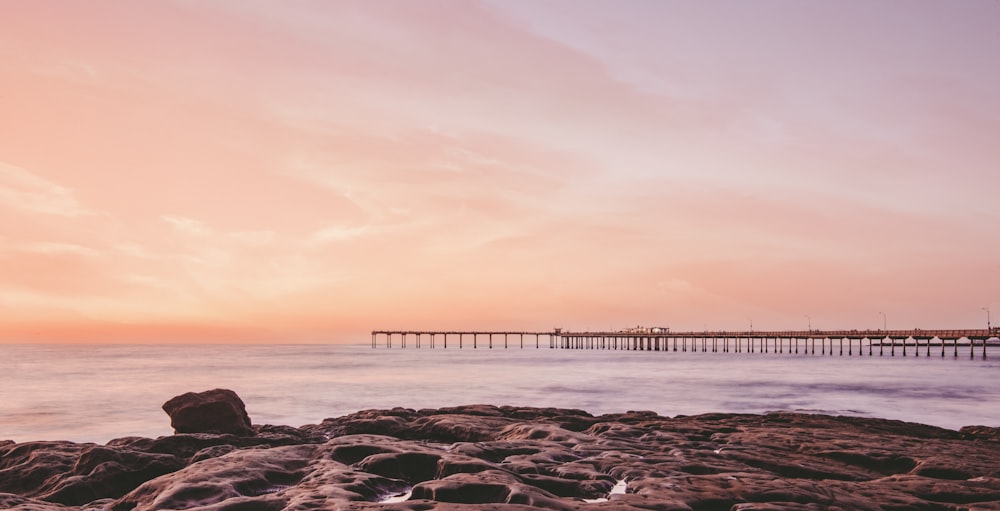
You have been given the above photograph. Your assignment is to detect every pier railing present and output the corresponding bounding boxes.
[371,329,997,359]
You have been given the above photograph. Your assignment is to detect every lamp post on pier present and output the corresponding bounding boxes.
[804,315,811,333]
[983,307,992,333]
[879,312,886,332]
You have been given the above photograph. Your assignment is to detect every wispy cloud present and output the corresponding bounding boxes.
[32,59,98,83]
[11,241,101,258]
[228,230,276,246]
[309,225,373,245]
[160,215,212,236]
[0,162,95,217]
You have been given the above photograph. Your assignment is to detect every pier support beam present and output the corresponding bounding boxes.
[370,329,991,359]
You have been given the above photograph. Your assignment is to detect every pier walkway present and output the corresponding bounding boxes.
[370,329,997,358]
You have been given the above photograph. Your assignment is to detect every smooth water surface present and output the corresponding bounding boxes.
[1,343,997,443]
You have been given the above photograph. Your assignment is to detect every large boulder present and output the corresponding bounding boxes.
[161,389,253,436]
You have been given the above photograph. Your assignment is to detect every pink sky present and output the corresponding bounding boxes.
[2,1,998,343]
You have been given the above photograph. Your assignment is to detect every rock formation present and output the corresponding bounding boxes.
[1,391,999,510]
[161,388,254,436]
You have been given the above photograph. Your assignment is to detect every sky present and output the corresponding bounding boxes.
[1,1,999,343]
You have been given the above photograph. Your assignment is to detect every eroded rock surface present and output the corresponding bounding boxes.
[3,402,999,510]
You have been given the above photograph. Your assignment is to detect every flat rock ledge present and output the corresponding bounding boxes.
[3,405,1000,511]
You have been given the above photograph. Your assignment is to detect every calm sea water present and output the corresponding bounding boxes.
[1,343,998,444]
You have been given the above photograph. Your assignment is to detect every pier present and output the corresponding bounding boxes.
[370,331,556,350]
[371,329,997,359]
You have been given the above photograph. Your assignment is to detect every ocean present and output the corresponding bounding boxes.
[1,343,998,444]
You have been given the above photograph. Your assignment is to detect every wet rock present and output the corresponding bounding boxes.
[910,457,974,480]
[434,453,501,479]
[190,444,237,463]
[409,469,574,509]
[519,472,614,499]
[428,404,507,417]
[817,449,917,475]
[497,423,591,444]
[322,435,404,465]
[0,441,88,497]
[40,445,184,505]
[110,444,315,511]
[146,427,323,462]
[322,412,416,439]
[356,451,441,483]
[0,493,75,511]
[961,425,1000,442]
[162,388,254,436]
[4,405,1000,510]
[411,414,514,443]
[410,471,515,504]
[0,441,184,506]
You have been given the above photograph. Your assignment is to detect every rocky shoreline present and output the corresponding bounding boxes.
[2,389,999,510]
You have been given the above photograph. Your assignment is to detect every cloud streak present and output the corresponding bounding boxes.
[0,162,95,217]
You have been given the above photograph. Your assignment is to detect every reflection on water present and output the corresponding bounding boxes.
[1,343,997,443]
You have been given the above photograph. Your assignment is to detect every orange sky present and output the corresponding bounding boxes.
[2,1,999,343]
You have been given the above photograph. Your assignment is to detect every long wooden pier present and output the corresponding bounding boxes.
[371,329,997,358]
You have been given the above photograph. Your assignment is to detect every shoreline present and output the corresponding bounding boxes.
[0,405,980,447]
[5,344,999,444]
[2,393,999,510]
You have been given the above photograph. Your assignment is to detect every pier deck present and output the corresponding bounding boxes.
[371,329,997,358]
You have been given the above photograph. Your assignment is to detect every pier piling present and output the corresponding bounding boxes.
[369,329,995,361]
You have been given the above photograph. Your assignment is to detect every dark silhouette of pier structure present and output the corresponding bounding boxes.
[370,329,996,359]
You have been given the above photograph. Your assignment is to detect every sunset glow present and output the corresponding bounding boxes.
[2,1,999,342]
